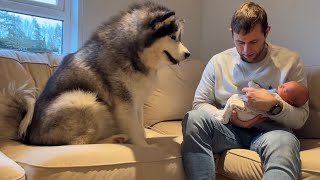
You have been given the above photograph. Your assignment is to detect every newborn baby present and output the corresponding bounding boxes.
[216,81,309,123]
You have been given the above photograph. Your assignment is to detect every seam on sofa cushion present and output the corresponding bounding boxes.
[227,151,261,163]
[217,173,237,180]
[145,125,168,135]
[12,173,25,180]
[217,150,262,180]
[14,156,182,168]
[301,168,320,174]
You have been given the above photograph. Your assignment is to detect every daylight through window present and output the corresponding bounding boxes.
[0,10,63,53]
[0,0,72,54]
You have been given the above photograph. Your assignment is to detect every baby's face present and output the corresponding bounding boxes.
[277,82,296,104]
[277,81,308,107]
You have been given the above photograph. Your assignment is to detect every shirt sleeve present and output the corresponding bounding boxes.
[271,99,309,129]
[192,59,227,123]
[270,56,309,129]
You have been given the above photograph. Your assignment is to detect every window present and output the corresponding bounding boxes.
[0,0,77,54]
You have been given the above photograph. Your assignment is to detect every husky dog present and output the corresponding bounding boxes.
[0,1,190,146]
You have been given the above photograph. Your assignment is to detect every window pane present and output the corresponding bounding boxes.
[0,10,63,54]
[30,0,58,5]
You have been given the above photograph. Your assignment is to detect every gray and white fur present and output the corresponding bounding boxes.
[0,1,190,146]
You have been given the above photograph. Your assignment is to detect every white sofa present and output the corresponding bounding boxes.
[0,49,320,180]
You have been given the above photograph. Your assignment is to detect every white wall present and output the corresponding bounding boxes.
[78,0,320,66]
[201,0,320,66]
[78,0,202,59]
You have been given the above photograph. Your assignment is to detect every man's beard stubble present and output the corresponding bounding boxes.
[240,42,268,63]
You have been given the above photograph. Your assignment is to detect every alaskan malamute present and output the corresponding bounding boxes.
[0,1,190,146]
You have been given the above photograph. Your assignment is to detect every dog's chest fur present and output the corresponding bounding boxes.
[119,69,158,105]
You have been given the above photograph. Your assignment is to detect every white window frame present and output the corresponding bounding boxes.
[0,0,75,54]
[9,0,65,11]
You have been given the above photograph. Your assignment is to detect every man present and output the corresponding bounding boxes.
[181,2,309,180]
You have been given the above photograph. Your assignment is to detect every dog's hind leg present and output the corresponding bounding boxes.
[34,90,116,145]
[70,135,96,145]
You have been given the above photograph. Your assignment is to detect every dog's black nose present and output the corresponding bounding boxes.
[185,52,190,58]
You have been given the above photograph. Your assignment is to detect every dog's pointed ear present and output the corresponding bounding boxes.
[176,19,185,41]
[151,11,176,30]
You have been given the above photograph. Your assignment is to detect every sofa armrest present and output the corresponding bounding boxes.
[0,151,25,180]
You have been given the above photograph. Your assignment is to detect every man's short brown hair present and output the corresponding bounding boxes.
[231,2,268,36]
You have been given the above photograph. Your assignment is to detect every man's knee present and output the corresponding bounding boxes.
[183,110,204,134]
[263,130,300,150]
[182,110,213,133]
[182,109,225,138]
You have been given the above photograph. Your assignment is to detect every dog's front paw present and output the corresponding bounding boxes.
[132,139,158,148]
[113,135,130,144]
[103,134,130,144]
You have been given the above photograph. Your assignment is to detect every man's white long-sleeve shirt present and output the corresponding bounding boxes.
[193,44,309,130]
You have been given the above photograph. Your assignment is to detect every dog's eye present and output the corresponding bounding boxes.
[170,35,176,40]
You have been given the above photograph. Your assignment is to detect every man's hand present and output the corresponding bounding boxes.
[229,110,267,128]
[242,87,277,111]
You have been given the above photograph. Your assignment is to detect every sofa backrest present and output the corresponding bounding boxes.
[143,60,205,126]
[293,66,320,138]
[0,50,319,139]
[0,49,61,91]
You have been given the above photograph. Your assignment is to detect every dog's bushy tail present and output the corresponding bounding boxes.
[0,83,38,140]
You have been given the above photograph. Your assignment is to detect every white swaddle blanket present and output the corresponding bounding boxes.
[215,81,277,123]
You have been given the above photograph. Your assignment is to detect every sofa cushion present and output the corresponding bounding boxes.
[0,151,25,180]
[294,66,320,138]
[143,60,205,126]
[0,129,185,180]
[149,121,320,180]
[150,120,182,136]
[216,139,320,180]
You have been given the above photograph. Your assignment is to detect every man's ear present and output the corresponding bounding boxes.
[264,26,271,37]
[152,11,176,30]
